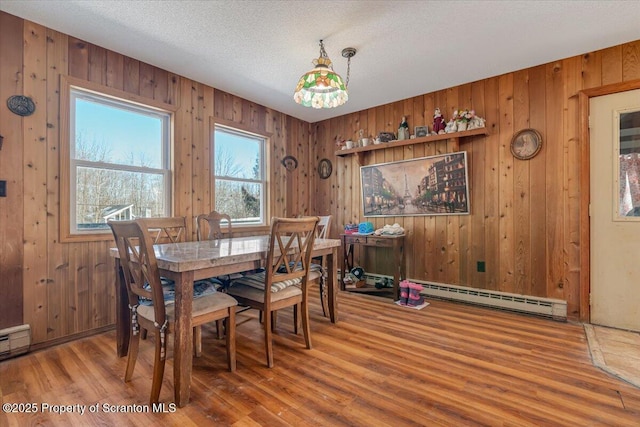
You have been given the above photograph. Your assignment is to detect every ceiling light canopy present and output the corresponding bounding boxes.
[294,40,356,109]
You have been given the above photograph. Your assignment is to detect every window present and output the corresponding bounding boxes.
[617,109,640,219]
[63,77,173,238]
[213,124,268,226]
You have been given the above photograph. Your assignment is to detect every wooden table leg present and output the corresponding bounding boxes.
[327,247,338,323]
[393,239,404,300]
[114,258,129,358]
[173,271,194,407]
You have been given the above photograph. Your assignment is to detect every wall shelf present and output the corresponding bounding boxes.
[335,127,489,163]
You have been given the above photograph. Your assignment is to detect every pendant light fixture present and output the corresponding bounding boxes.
[294,40,356,109]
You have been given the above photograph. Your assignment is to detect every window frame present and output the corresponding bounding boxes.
[60,75,177,242]
[211,118,271,230]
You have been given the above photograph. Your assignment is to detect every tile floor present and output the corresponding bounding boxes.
[584,324,640,388]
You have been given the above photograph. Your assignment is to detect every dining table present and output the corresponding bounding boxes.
[110,235,341,407]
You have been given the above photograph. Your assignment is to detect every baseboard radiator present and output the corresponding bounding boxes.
[361,273,567,320]
[0,324,31,361]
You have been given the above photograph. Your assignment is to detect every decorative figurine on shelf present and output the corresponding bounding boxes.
[444,119,457,133]
[452,109,474,131]
[398,116,410,140]
[467,115,486,130]
[433,108,446,134]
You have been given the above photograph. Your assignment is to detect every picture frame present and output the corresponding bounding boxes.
[318,158,332,179]
[360,151,470,217]
[414,126,429,138]
[510,128,542,160]
[378,131,396,143]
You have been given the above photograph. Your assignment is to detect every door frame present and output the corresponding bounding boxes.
[578,79,640,322]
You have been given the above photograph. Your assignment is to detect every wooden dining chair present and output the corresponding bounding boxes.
[196,210,232,241]
[195,210,237,285]
[109,219,238,404]
[226,216,319,368]
[196,211,241,337]
[144,216,231,349]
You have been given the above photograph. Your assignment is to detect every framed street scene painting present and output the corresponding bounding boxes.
[360,151,470,217]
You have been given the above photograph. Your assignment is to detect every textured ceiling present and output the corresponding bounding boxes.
[2,0,640,123]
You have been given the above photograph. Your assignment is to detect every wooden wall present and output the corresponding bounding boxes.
[312,40,640,320]
[0,12,311,344]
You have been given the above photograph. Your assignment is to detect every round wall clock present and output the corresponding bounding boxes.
[510,128,542,160]
[318,158,332,179]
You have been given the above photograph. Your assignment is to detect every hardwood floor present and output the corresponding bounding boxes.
[2,290,639,426]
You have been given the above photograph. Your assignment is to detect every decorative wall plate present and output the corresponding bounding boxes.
[510,128,542,160]
[7,95,36,116]
[282,155,298,171]
[318,158,332,179]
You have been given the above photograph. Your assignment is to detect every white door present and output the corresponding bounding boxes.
[590,89,640,331]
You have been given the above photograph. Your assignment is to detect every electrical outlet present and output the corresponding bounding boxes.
[477,261,485,272]
[0,180,6,197]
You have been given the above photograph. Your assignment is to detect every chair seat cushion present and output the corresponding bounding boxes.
[309,263,324,272]
[137,292,237,324]
[194,277,225,290]
[230,271,302,293]
[139,280,218,306]
[226,281,302,303]
[279,262,323,273]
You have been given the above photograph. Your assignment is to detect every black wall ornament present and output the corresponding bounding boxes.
[282,155,298,171]
[7,95,36,116]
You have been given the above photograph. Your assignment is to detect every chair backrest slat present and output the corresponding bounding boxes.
[316,215,332,239]
[144,216,187,244]
[196,211,233,241]
[265,217,319,289]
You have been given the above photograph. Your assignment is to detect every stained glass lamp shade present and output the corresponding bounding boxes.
[294,41,354,109]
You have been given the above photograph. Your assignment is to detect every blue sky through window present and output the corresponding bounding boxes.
[215,130,261,178]
[75,98,163,168]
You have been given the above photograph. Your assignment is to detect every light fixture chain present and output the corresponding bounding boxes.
[345,55,351,88]
[319,40,328,59]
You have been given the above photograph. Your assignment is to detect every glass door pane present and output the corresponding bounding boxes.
[617,110,640,218]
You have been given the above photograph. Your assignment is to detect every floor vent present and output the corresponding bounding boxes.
[359,273,567,320]
[0,324,31,361]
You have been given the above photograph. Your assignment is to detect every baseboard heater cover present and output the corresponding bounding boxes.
[358,273,567,320]
[0,324,31,360]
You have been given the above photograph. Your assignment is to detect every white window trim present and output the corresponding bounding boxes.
[60,75,176,242]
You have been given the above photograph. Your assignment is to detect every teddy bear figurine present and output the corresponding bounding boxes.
[433,108,446,134]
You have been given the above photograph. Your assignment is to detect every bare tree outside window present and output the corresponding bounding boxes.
[214,126,266,226]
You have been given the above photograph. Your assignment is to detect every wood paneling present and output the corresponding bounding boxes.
[22,20,49,342]
[312,39,640,320]
[0,12,25,329]
[0,11,306,344]
[46,28,69,340]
